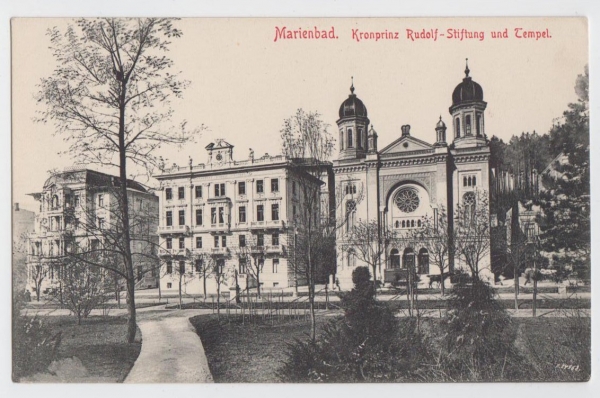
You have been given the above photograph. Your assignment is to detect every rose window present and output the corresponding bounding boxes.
[463,191,476,206]
[394,189,419,213]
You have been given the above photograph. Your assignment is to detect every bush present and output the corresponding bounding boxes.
[279,266,429,382]
[12,314,61,381]
[435,279,524,381]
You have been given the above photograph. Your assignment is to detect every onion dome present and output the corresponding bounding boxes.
[436,115,446,129]
[452,59,484,106]
[339,77,368,119]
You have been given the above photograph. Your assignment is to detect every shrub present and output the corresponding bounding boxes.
[436,279,524,381]
[12,314,61,381]
[279,266,429,382]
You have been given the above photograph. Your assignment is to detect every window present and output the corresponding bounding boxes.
[166,238,172,249]
[463,175,477,187]
[196,237,202,249]
[272,258,279,273]
[166,211,173,226]
[178,210,185,225]
[476,114,482,136]
[167,282,172,288]
[271,204,279,221]
[239,206,246,223]
[98,194,104,207]
[217,259,225,275]
[218,207,225,224]
[257,234,264,247]
[97,217,105,229]
[178,186,185,199]
[257,205,264,221]
[394,189,419,213]
[272,233,279,246]
[345,184,357,195]
[347,129,353,148]
[214,183,226,197]
[196,209,203,225]
[211,208,217,224]
[74,195,80,208]
[455,118,461,138]
[256,180,264,193]
[239,257,247,274]
[340,129,344,150]
[463,192,476,223]
[166,261,173,274]
[195,185,203,198]
[293,205,297,218]
[214,236,219,248]
[195,258,203,272]
[179,261,185,274]
[357,128,363,148]
[292,181,297,195]
[345,200,356,232]
[179,237,185,249]
[238,182,246,195]
[465,115,472,136]
[239,234,246,247]
[271,179,279,192]
[222,236,227,247]
[165,188,172,200]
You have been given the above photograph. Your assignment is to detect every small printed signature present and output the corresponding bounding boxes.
[555,363,581,372]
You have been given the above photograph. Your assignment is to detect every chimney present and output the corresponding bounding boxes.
[401,124,411,137]
[14,203,19,211]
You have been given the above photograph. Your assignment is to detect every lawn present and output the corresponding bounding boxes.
[190,314,330,383]
[191,313,590,383]
[16,315,141,382]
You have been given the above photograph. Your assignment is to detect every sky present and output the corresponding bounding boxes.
[12,17,588,212]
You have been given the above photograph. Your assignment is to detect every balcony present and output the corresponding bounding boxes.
[206,223,230,233]
[158,248,190,257]
[266,244,285,254]
[249,220,285,230]
[157,225,190,235]
[211,247,229,255]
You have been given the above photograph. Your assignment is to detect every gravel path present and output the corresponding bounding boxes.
[124,309,213,383]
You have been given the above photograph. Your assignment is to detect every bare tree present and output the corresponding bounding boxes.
[211,254,232,320]
[454,190,492,280]
[280,109,334,341]
[235,234,267,298]
[191,252,214,300]
[35,18,201,342]
[411,206,451,296]
[54,253,111,325]
[347,219,390,295]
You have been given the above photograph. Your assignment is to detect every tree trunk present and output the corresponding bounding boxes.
[532,258,537,317]
[203,272,207,299]
[372,264,377,298]
[256,270,261,299]
[179,273,183,309]
[217,283,221,320]
[118,82,137,344]
[440,270,445,296]
[308,242,316,341]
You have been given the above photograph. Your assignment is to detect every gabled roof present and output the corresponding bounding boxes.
[379,134,433,155]
[205,139,234,150]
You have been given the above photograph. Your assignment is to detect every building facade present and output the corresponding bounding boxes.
[334,64,493,288]
[154,140,326,295]
[26,168,159,297]
[13,203,36,293]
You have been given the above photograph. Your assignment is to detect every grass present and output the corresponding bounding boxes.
[19,315,141,382]
[191,313,590,383]
[190,314,330,383]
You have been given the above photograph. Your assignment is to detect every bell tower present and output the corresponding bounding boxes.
[337,78,370,160]
[449,59,487,148]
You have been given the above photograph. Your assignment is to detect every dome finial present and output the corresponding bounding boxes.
[465,58,470,78]
[350,76,355,94]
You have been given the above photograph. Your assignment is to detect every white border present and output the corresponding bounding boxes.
[3,1,598,398]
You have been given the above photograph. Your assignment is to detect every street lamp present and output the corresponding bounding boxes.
[293,226,298,297]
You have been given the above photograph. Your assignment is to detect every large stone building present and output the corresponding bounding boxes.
[154,140,327,295]
[334,63,492,288]
[26,168,159,297]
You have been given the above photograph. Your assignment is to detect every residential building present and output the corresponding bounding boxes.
[334,63,493,288]
[154,140,328,295]
[26,167,159,297]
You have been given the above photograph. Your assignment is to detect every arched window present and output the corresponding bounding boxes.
[345,200,356,232]
[465,115,472,135]
[395,220,400,228]
[402,220,406,228]
[403,248,415,270]
[339,129,344,150]
[52,195,59,209]
[352,185,357,194]
[476,114,482,136]
[463,176,468,187]
[418,220,422,227]
[473,176,477,186]
[463,192,476,224]
[418,248,429,274]
[455,118,461,138]
[357,128,363,148]
[411,220,415,228]
[390,249,400,269]
[347,250,356,267]
[347,129,354,148]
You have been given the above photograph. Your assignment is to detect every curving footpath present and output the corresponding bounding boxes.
[125,309,213,383]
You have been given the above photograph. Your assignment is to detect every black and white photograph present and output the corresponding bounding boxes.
[9,14,591,387]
